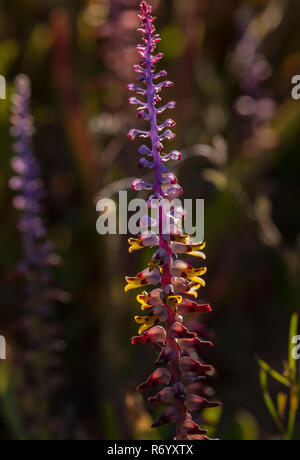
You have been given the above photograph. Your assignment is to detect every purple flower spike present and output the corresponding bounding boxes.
[10,75,54,271]
[9,75,68,439]
[125,2,220,440]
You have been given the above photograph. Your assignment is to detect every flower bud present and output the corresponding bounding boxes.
[181,372,207,386]
[138,158,154,169]
[138,144,152,156]
[177,300,212,315]
[148,387,174,404]
[186,394,221,411]
[179,337,213,351]
[181,420,208,436]
[168,322,196,339]
[168,150,182,161]
[151,405,179,428]
[131,325,166,344]
[172,382,187,400]
[155,344,176,365]
[179,357,212,374]
[165,185,183,199]
[137,368,171,390]
[131,179,153,191]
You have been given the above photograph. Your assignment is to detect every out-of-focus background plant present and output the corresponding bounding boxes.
[0,0,300,440]
[258,313,299,440]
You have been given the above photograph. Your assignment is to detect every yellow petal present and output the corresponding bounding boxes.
[137,292,148,304]
[128,238,143,253]
[125,277,146,292]
[148,261,158,272]
[138,323,153,334]
[192,242,206,250]
[167,295,183,306]
[134,316,153,324]
[187,277,206,286]
[187,251,206,259]
[186,283,202,298]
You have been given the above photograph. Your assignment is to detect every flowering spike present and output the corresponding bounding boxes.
[9,75,67,437]
[125,1,220,440]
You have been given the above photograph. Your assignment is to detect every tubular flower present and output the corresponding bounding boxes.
[125,2,220,440]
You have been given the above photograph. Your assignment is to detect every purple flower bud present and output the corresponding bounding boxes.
[186,394,222,411]
[151,405,179,428]
[138,158,154,169]
[155,344,177,365]
[164,150,182,161]
[165,184,183,199]
[177,300,212,315]
[131,325,166,345]
[148,387,175,404]
[157,101,176,114]
[179,357,213,374]
[172,382,187,400]
[137,368,171,390]
[151,53,164,63]
[138,144,152,156]
[128,129,139,140]
[128,97,144,106]
[168,323,197,339]
[181,420,208,436]
[154,70,168,80]
[179,338,213,351]
[131,179,153,191]
[160,129,176,141]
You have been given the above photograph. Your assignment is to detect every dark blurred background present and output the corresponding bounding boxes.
[0,0,300,440]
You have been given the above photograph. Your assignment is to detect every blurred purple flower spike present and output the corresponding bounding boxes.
[9,75,68,439]
[10,75,58,276]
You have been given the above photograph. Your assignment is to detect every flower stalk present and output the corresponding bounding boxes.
[126,1,220,440]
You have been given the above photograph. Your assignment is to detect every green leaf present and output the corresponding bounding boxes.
[259,369,285,435]
[257,358,290,387]
[287,391,299,441]
[277,392,288,420]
